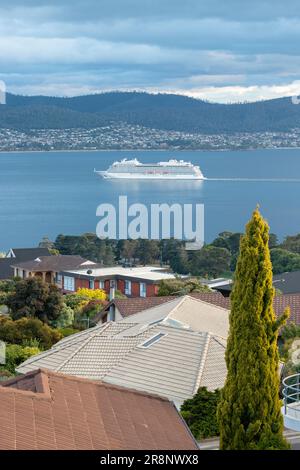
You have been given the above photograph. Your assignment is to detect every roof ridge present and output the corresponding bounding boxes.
[166,295,187,317]
[99,325,162,377]
[192,332,211,394]
[54,321,109,347]
[39,368,173,402]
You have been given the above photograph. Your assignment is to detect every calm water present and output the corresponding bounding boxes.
[0,148,300,250]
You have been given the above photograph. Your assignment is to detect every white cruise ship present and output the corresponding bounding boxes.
[95,158,205,180]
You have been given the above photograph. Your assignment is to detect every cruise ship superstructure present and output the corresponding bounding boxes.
[95,158,205,180]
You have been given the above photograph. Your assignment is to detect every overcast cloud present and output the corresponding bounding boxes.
[0,0,300,102]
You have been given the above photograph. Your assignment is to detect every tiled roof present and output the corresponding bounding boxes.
[11,255,94,272]
[190,292,300,325]
[189,292,231,309]
[121,295,230,339]
[99,291,300,326]
[273,294,300,325]
[17,321,227,407]
[94,296,177,322]
[8,248,51,261]
[103,292,300,328]
[273,271,300,294]
[0,369,197,450]
[0,248,51,280]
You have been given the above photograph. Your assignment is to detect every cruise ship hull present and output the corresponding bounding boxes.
[96,171,204,180]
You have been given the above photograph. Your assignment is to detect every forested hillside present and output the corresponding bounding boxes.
[1,91,300,133]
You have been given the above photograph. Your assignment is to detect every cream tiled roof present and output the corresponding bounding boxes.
[122,295,230,338]
[17,320,227,407]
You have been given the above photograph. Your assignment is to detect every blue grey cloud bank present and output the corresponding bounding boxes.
[0,0,300,102]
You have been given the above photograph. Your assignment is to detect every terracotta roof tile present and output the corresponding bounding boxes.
[95,296,176,322]
[103,292,300,327]
[0,369,197,450]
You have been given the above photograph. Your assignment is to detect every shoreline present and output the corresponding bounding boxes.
[0,146,300,155]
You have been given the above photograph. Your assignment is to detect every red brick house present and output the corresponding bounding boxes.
[60,265,176,298]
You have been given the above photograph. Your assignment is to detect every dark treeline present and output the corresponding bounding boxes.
[38,230,300,278]
[3,91,300,133]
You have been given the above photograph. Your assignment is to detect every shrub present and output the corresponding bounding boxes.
[181,387,221,440]
[0,369,13,382]
[4,344,40,373]
[281,322,300,341]
[81,300,104,318]
[7,277,64,324]
[76,288,107,301]
[158,278,210,296]
[57,327,80,337]
[51,304,74,328]
[64,293,87,310]
[0,317,62,349]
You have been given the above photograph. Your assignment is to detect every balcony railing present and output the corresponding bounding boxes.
[282,373,300,432]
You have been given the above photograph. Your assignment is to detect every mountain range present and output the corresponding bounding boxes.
[1,91,300,133]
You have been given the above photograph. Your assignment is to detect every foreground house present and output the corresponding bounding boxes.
[17,321,227,408]
[98,295,230,338]
[0,247,51,280]
[0,369,197,450]
[60,265,176,297]
[11,255,95,287]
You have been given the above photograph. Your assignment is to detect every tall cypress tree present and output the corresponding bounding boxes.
[217,208,289,450]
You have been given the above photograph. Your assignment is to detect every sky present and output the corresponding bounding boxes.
[0,0,300,102]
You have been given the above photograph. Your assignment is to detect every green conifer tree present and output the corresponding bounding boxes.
[217,208,289,450]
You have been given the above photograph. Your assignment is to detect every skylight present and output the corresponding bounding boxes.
[138,332,166,349]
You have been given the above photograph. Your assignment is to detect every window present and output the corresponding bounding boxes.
[56,273,62,283]
[125,280,131,295]
[64,276,75,292]
[89,279,95,289]
[138,333,166,349]
[140,282,146,297]
[99,280,105,289]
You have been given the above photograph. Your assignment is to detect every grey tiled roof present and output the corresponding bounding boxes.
[0,248,51,279]
[8,248,51,261]
[11,255,92,272]
[17,321,227,407]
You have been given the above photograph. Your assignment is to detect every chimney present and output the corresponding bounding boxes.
[109,280,116,301]
[109,280,116,321]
